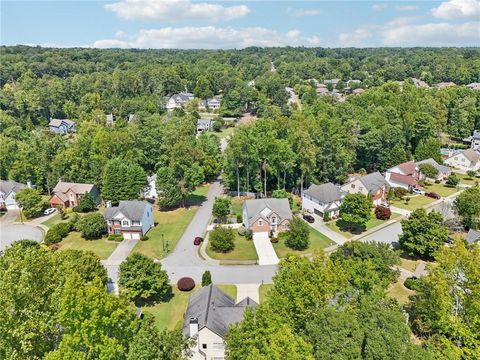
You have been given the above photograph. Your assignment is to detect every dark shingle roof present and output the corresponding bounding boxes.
[0,180,25,195]
[466,229,480,244]
[182,285,257,338]
[243,198,292,227]
[304,182,345,203]
[358,172,389,193]
[416,158,451,175]
[104,200,149,222]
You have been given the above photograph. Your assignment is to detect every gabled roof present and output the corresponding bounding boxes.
[389,172,418,187]
[243,198,292,227]
[0,180,25,195]
[416,158,451,175]
[466,229,480,244]
[182,285,257,339]
[53,181,95,195]
[304,183,345,203]
[395,160,417,176]
[462,149,480,164]
[357,172,389,193]
[104,200,150,222]
[48,119,75,127]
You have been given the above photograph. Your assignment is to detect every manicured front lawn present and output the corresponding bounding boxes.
[454,172,479,185]
[58,232,117,259]
[326,212,401,239]
[134,184,210,259]
[259,284,274,303]
[422,182,458,197]
[272,226,333,258]
[216,284,237,300]
[206,232,258,261]
[41,213,63,229]
[144,287,196,331]
[387,279,415,305]
[400,257,421,273]
[390,195,436,211]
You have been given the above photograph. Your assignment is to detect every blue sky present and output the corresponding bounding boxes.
[1,1,479,48]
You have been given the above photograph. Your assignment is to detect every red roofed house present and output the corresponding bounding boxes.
[49,181,100,209]
[384,160,419,190]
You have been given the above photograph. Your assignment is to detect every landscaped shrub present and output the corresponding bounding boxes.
[45,222,72,245]
[75,212,107,240]
[323,212,331,222]
[177,277,195,291]
[404,277,421,291]
[375,206,392,220]
[394,187,408,199]
[245,229,253,240]
[209,227,235,253]
[237,226,246,236]
[434,179,441,184]
[108,234,123,242]
[141,235,149,241]
[236,214,242,223]
[446,174,459,187]
[202,271,212,286]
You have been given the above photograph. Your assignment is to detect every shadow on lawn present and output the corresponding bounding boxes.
[187,193,207,206]
[335,219,366,235]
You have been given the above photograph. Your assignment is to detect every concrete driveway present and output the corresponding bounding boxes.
[252,232,279,265]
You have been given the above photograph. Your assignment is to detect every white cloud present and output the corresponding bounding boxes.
[372,4,388,12]
[287,8,322,17]
[395,5,419,11]
[431,0,480,19]
[104,0,250,22]
[93,26,321,49]
[338,27,373,47]
[383,22,479,46]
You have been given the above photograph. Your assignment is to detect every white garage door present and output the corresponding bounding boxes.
[123,232,132,240]
[131,233,141,240]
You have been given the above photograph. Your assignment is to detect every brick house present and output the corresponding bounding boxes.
[49,181,100,209]
[242,198,292,235]
[104,200,154,240]
[341,172,389,205]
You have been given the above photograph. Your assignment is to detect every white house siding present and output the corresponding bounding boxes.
[197,328,226,360]
[302,194,340,216]
[341,179,369,197]
[444,154,479,172]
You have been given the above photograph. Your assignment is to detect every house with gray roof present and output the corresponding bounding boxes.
[416,158,452,180]
[444,148,480,172]
[0,180,26,209]
[199,96,222,111]
[242,198,292,235]
[302,182,346,218]
[49,181,100,209]
[183,284,257,360]
[462,130,480,150]
[196,119,212,133]
[341,172,389,205]
[104,200,154,240]
[466,229,480,245]
[166,92,194,111]
[48,118,76,134]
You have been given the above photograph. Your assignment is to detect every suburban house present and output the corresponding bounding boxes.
[462,130,480,150]
[242,198,292,235]
[302,182,346,218]
[444,149,480,172]
[316,84,329,96]
[416,158,452,180]
[144,174,158,199]
[199,97,221,111]
[341,172,389,205]
[385,160,419,190]
[466,229,480,245]
[183,284,257,360]
[49,181,100,209]
[48,119,76,134]
[104,200,154,240]
[106,113,115,126]
[197,119,212,133]
[0,180,26,209]
[467,83,480,91]
[166,92,194,111]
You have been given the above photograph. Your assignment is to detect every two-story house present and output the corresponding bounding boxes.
[166,92,194,111]
[416,158,452,180]
[104,200,154,240]
[242,198,292,235]
[341,172,389,205]
[444,149,480,172]
[0,180,26,209]
[384,160,419,190]
[199,96,221,111]
[183,284,257,360]
[463,130,480,150]
[196,119,212,133]
[302,182,346,218]
[48,119,76,134]
[49,181,100,209]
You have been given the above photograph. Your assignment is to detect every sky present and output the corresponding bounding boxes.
[1,0,479,48]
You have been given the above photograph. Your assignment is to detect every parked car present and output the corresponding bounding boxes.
[425,192,441,199]
[193,236,203,245]
[43,208,56,216]
[303,214,315,223]
[412,188,424,195]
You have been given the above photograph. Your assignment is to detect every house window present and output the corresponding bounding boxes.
[258,220,263,226]
[271,216,277,224]
[132,221,141,226]
[461,158,465,162]
[122,220,129,226]
[359,186,363,191]
[202,344,207,349]
[454,157,458,160]
[283,224,289,230]
[351,184,355,189]
[114,229,121,235]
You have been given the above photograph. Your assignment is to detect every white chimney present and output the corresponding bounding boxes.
[26,181,32,189]
[189,317,198,336]
[106,201,112,208]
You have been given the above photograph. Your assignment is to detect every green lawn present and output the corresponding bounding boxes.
[206,232,258,261]
[58,232,117,259]
[326,212,400,239]
[216,284,237,300]
[454,172,479,185]
[400,257,421,273]
[272,226,333,258]
[422,182,458,197]
[259,284,274,303]
[41,213,63,229]
[230,197,244,218]
[390,195,436,211]
[212,126,236,139]
[387,280,415,305]
[134,184,210,259]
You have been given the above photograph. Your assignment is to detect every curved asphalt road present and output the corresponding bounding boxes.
[0,210,43,251]
[160,181,278,284]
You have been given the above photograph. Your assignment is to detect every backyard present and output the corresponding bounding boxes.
[326,211,401,239]
[206,231,258,261]
[272,226,333,258]
[387,279,415,305]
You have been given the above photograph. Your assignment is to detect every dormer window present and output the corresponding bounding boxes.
[258,220,263,226]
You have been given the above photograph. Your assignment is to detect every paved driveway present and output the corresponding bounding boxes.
[0,223,43,251]
[252,232,279,265]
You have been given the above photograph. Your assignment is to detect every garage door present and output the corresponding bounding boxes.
[131,233,141,240]
[314,208,323,216]
[122,232,132,240]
